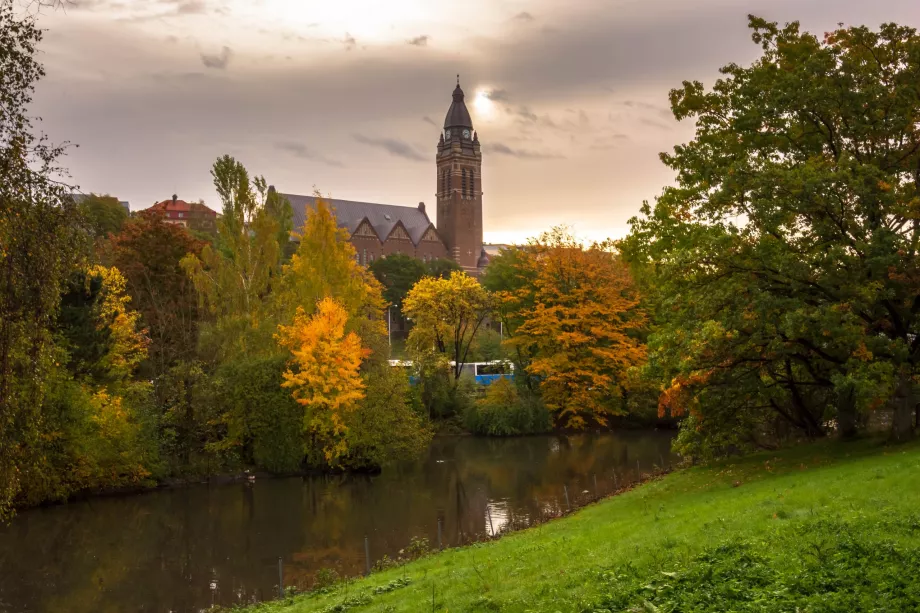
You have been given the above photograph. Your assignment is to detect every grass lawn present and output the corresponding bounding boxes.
[233,438,920,612]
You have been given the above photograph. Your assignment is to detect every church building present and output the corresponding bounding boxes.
[278,79,489,274]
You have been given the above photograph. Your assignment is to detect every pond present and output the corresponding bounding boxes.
[0,431,675,613]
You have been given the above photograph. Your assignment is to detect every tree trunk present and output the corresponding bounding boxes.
[889,375,915,443]
[836,384,858,440]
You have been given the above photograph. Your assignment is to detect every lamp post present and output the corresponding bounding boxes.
[387,306,391,347]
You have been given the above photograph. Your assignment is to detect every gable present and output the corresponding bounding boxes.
[353,219,379,239]
[387,224,411,241]
[421,226,442,243]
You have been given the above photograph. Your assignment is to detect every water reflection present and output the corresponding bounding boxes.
[0,431,674,613]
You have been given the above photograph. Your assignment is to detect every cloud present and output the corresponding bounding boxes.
[275,142,344,167]
[422,116,438,126]
[622,100,673,120]
[169,0,208,15]
[407,35,430,47]
[589,134,630,149]
[353,134,426,162]
[513,11,535,22]
[200,46,232,69]
[487,142,563,160]
[484,89,509,102]
[343,32,357,50]
[638,117,672,130]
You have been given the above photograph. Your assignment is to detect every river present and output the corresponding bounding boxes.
[0,431,675,612]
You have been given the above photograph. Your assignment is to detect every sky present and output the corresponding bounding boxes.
[28,0,919,244]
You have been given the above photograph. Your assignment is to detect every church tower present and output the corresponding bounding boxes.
[436,77,483,272]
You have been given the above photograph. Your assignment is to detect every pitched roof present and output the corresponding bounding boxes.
[281,193,437,246]
[149,198,218,216]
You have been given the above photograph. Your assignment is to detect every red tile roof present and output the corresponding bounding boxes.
[149,198,218,217]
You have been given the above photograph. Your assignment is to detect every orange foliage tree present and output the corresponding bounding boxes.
[507,228,646,428]
[276,297,370,466]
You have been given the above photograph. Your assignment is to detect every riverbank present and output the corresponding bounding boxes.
[234,438,920,612]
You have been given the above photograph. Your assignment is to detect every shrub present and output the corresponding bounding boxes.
[463,378,551,436]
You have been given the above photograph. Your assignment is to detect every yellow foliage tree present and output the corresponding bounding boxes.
[402,271,493,382]
[87,265,149,382]
[275,194,387,357]
[276,297,370,465]
[508,228,646,428]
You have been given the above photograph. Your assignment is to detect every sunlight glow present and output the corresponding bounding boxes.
[474,90,496,119]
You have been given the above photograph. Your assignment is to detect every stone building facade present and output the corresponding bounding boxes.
[280,79,488,272]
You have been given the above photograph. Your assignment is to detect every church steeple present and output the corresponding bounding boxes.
[436,77,483,272]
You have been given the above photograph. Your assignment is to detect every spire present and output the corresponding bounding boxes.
[444,76,473,129]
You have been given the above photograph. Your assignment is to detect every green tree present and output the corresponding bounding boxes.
[79,193,127,239]
[369,253,427,310]
[181,155,282,356]
[0,5,87,518]
[623,17,920,453]
[426,257,462,280]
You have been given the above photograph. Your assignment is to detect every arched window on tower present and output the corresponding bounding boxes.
[447,169,451,193]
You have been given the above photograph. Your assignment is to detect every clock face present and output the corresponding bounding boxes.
[463,129,471,139]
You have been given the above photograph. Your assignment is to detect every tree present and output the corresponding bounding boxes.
[369,253,427,310]
[106,210,206,378]
[507,229,646,429]
[276,194,387,361]
[181,155,282,355]
[79,193,127,239]
[0,5,86,518]
[623,17,920,451]
[276,298,369,466]
[403,271,492,382]
[426,257,462,280]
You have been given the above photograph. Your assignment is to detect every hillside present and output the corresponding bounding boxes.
[235,439,920,612]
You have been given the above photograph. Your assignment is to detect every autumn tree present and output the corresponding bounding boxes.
[403,271,492,382]
[502,229,646,429]
[106,210,206,377]
[276,194,387,358]
[277,298,369,466]
[623,17,920,452]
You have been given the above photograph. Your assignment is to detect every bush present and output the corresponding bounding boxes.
[463,378,551,436]
[215,354,303,473]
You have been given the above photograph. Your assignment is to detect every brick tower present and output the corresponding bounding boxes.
[436,76,484,272]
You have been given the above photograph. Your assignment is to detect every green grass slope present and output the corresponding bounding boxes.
[237,439,920,612]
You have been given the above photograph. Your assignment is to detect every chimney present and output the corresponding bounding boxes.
[172,194,178,205]
[418,202,426,213]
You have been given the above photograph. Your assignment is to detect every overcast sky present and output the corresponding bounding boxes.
[29,0,919,243]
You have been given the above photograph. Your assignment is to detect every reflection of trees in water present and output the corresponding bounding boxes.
[0,431,675,613]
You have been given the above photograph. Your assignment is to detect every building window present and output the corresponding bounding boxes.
[354,252,360,263]
[370,253,375,263]
[362,249,367,266]
[447,170,451,193]
[462,169,467,199]
[177,212,184,218]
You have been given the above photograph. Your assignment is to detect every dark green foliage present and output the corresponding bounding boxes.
[591,523,920,612]
[622,16,920,454]
[56,272,111,381]
[216,354,303,474]
[425,257,461,280]
[368,253,427,309]
[463,378,551,436]
[341,364,432,470]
